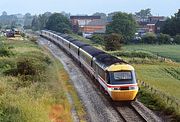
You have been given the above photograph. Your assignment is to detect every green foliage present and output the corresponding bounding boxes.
[4,51,52,88]
[161,10,180,36]
[0,42,14,57]
[23,13,33,28]
[142,32,157,44]
[90,34,104,45]
[174,35,180,44]
[31,12,52,31]
[92,12,107,20]
[46,13,71,33]
[0,37,73,122]
[106,12,137,42]
[0,58,16,75]
[157,33,171,44]
[31,16,39,31]
[0,47,13,57]
[139,87,180,121]
[135,8,152,20]
[0,11,18,28]
[104,33,123,51]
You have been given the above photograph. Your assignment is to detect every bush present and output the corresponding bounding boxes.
[104,33,123,51]
[90,34,104,45]
[0,47,14,57]
[4,55,50,86]
[142,32,157,44]
[157,33,171,44]
[174,35,180,44]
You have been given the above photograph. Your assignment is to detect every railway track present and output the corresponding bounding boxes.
[113,102,147,122]
[110,100,162,122]
[39,36,162,122]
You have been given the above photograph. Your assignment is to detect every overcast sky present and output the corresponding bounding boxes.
[0,0,179,16]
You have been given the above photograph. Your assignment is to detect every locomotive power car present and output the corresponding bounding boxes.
[40,30,138,101]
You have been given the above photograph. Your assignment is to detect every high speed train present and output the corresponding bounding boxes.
[40,30,138,101]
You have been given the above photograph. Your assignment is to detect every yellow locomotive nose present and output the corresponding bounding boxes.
[110,89,138,101]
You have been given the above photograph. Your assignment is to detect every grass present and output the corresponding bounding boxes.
[0,37,85,122]
[134,62,180,99]
[123,44,180,62]
[138,87,180,122]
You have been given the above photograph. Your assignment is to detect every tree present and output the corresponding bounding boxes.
[38,12,51,30]
[92,12,107,20]
[2,11,7,16]
[24,13,33,28]
[135,8,152,21]
[45,13,71,33]
[161,9,180,36]
[106,12,137,42]
[31,16,40,31]
[104,33,123,51]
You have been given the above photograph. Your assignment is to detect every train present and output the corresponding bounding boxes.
[40,30,138,101]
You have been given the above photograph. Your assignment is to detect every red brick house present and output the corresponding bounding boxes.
[70,16,106,34]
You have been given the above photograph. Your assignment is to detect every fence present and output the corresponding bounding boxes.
[138,80,180,112]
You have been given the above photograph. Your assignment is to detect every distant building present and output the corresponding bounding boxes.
[81,19,106,33]
[70,16,106,35]
[137,16,167,35]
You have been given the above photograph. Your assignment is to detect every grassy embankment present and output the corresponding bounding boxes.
[0,36,85,122]
[70,34,180,120]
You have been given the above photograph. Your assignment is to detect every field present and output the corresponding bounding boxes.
[124,44,180,62]
[0,36,85,122]
[134,62,180,99]
[116,44,180,99]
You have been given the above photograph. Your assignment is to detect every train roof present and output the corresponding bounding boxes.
[60,34,69,38]
[71,41,89,47]
[95,53,127,68]
[68,38,77,42]
[81,46,105,57]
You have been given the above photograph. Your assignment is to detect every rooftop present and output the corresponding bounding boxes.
[70,16,101,20]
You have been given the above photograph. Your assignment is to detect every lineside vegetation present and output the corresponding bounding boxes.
[0,36,85,122]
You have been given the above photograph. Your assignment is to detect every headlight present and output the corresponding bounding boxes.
[129,86,138,90]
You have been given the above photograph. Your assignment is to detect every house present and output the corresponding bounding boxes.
[70,16,106,35]
[147,20,157,33]
[137,16,167,35]
[81,19,106,33]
